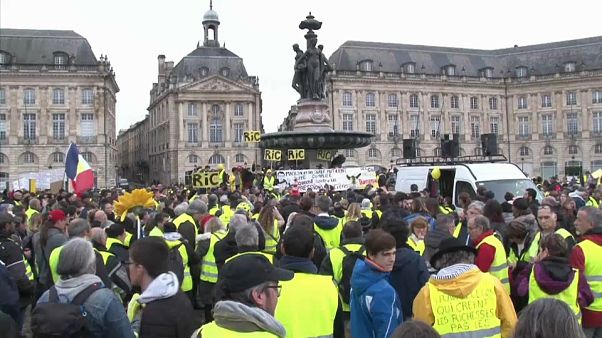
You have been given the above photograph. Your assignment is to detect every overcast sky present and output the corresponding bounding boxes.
[2,0,601,133]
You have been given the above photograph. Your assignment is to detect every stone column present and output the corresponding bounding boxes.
[247,102,253,131]
[224,102,231,142]
[202,102,208,142]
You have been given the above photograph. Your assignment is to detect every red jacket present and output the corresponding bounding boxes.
[570,227,602,328]
[473,230,496,273]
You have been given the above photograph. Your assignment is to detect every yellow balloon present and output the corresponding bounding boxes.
[431,167,441,180]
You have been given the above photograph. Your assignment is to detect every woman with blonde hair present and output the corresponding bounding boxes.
[258,202,284,254]
[343,202,362,226]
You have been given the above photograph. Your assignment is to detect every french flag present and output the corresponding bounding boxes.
[65,143,95,194]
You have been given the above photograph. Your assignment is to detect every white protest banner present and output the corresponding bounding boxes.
[276,167,377,192]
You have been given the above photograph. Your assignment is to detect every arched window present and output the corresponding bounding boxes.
[360,60,373,72]
[519,146,530,156]
[235,153,246,163]
[543,145,554,156]
[52,152,64,163]
[81,152,94,163]
[219,67,230,77]
[188,155,199,164]
[568,145,578,155]
[391,148,402,158]
[22,152,36,164]
[209,154,225,164]
[200,67,209,77]
[367,148,380,159]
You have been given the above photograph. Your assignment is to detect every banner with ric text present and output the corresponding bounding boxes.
[276,167,377,192]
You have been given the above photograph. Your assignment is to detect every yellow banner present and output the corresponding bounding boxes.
[317,149,333,161]
[29,179,37,193]
[288,149,305,161]
[264,149,282,161]
[244,131,261,143]
[191,171,221,188]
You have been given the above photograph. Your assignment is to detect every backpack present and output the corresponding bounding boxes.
[338,245,365,304]
[31,283,102,338]
[167,243,184,284]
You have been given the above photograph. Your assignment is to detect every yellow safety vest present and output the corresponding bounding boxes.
[200,229,228,283]
[209,206,220,216]
[219,205,234,226]
[576,239,602,312]
[123,232,133,248]
[263,176,275,191]
[275,273,338,338]
[529,267,581,323]
[148,226,164,237]
[106,237,123,252]
[198,321,279,338]
[226,251,274,264]
[429,273,502,338]
[7,238,34,281]
[328,243,363,312]
[25,208,39,222]
[218,170,226,184]
[173,213,198,236]
[49,245,63,283]
[439,206,453,215]
[476,234,510,294]
[95,249,114,265]
[314,220,343,250]
[586,197,600,208]
[526,229,575,264]
[251,213,259,221]
[262,220,280,255]
[453,221,463,238]
[165,239,191,292]
[407,237,425,256]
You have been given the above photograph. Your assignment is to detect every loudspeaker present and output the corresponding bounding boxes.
[480,133,498,156]
[403,139,416,159]
[441,134,460,158]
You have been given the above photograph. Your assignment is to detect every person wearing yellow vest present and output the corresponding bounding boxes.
[452,200,485,246]
[207,194,221,216]
[193,253,293,337]
[314,195,343,249]
[586,189,602,208]
[468,215,510,294]
[535,204,576,251]
[33,209,68,291]
[226,224,274,263]
[413,237,517,338]
[515,234,593,324]
[89,227,132,298]
[263,169,276,192]
[198,218,228,324]
[162,222,198,301]
[105,222,130,264]
[571,206,602,335]
[25,198,41,224]
[126,236,196,337]
[146,212,168,238]
[408,217,428,256]
[218,195,235,226]
[275,225,339,338]
[257,203,284,255]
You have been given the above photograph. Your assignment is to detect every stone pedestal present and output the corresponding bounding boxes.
[293,99,333,132]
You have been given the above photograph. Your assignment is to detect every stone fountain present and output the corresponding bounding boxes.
[259,13,373,168]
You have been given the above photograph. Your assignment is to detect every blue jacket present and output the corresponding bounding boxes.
[350,259,402,338]
[389,246,429,320]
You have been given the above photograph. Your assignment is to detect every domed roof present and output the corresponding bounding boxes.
[203,9,219,22]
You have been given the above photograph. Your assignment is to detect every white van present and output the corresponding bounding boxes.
[394,159,543,207]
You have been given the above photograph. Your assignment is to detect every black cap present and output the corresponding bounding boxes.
[219,254,293,293]
[430,237,477,269]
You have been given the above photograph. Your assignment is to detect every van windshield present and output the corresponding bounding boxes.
[476,179,543,203]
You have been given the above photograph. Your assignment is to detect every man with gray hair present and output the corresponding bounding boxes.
[413,237,517,337]
[467,214,509,293]
[90,228,131,299]
[174,199,206,251]
[34,238,134,337]
[314,195,343,249]
[453,200,485,246]
[226,225,273,263]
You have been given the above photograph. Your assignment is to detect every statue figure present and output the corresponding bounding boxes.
[317,45,332,99]
[292,43,305,96]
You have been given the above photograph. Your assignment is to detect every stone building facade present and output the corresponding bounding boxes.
[118,6,263,185]
[323,38,602,178]
[117,115,149,185]
[0,29,118,189]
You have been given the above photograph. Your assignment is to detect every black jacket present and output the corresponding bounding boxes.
[214,223,265,271]
[176,214,198,251]
[389,246,429,320]
[139,290,195,338]
[107,239,130,264]
[0,235,35,301]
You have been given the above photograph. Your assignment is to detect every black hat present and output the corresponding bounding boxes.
[219,254,294,293]
[430,238,477,269]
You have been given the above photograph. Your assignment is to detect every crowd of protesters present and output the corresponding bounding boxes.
[0,165,601,338]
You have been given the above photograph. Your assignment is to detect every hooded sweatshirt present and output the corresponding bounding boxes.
[413,264,517,338]
[570,226,602,327]
[350,259,402,338]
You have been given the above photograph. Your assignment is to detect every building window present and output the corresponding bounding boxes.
[361,61,373,72]
[470,116,481,138]
[541,162,557,179]
[489,97,498,110]
[188,155,199,164]
[23,113,36,140]
[567,113,579,134]
[52,152,64,163]
[430,115,441,138]
[54,53,67,70]
[564,62,576,73]
[23,89,35,105]
[211,104,220,115]
[345,149,355,158]
[410,115,420,137]
[388,94,398,108]
[391,148,402,158]
[234,103,244,116]
[474,147,482,156]
[342,114,353,131]
[541,115,554,135]
[542,94,552,108]
[368,148,379,159]
[451,115,461,135]
[518,116,530,136]
[482,68,493,78]
[210,117,223,142]
[365,93,375,107]
[490,116,500,134]
[516,66,528,78]
[518,96,528,109]
[0,114,6,140]
[235,153,245,163]
[470,97,479,110]
[593,91,602,104]
[200,67,209,77]
[342,92,352,106]
[220,67,230,77]
[520,146,530,156]
[52,88,65,105]
[209,154,225,164]
[388,114,399,136]
[52,113,65,140]
[187,123,199,143]
[81,152,93,163]
[233,122,244,143]
[405,63,415,74]
[431,95,439,108]
[0,52,10,65]
[81,88,93,105]
[188,103,198,116]
[568,145,578,155]
[0,88,5,105]
[445,65,455,76]
[23,152,35,164]
[365,114,376,134]
[451,96,459,109]
[80,113,95,137]
[409,94,419,108]
[433,147,441,157]
[566,91,577,105]
[593,112,602,133]
[543,145,554,156]
[595,144,602,154]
